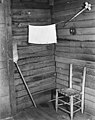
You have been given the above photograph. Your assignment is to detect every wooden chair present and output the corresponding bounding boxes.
[55,64,86,120]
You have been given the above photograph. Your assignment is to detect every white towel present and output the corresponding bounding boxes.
[28,24,57,44]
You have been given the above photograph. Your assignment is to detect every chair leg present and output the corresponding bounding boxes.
[70,96,73,120]
[81,94,84,114]
[56,89,58,112]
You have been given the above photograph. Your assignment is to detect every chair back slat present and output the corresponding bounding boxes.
[82,67,86,94]
[69,64,86,92]
[70,64,73,88]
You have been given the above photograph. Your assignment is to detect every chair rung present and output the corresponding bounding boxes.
[58,96,64,99]
[74,100,81,105]
[74,104,81,108]
[74,108,81,113]
[59,106,70,114]
[74,96,81,100]
[58,99,70,105]
[58,103,64,106]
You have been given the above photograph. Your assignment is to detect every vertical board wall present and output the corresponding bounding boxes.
[0,0,12,119]
[11,1,56,111]
[53,0,95,116]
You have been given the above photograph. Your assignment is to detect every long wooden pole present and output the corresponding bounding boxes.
[14,62,37,108]
[13,42,37,108]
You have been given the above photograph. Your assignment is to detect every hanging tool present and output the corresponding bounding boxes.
[56,2,91,26]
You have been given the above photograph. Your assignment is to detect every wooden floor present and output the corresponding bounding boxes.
[13,102,93,120]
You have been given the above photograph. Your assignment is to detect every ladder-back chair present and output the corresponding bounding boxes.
[55,64,86,120]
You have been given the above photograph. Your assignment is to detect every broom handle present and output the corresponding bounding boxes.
[15,62,37,108]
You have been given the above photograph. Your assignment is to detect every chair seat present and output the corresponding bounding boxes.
[58,88,80,96]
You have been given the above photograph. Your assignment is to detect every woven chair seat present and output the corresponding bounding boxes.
[58,88,80,96]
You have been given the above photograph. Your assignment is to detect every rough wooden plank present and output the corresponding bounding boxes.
[12,21,51,29]
[56,51,95,62]
[12,2,50,9]
[0,96,11,119]
[58,34,95,41]
[14,61,55,73]
[56,46,95,55]
[57,20,95,29]
[16,79,55,98]
[17,55,54,66]
[56,40,95,48]
[0,68,9,97]
[16,91,52,111]
[15,71,55,86]
[11,0,54,112]
[12,9,50,19]
[5,0,17,115]
[18,44,55,55]
[58,27,95,36]
[16,76,55,91]
[0,4,4,24]
[0,0,13,119]
[56,56,95,69]
[18,50,54,59]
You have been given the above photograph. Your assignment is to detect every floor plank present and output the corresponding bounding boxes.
[13,102,93,120]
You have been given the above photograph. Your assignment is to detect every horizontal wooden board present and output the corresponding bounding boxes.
[56,19,95,29]
[54,8,95,22]
[58,27,95,36]
[18,50,54,59]
[12,17,51,23]
[17,55,54,66]
[16,76,55,92]
[56,40,95,48]
[12,20,51,28]
[55,56,95,69]
[12,10,50,20]
[56,51,95,62]
[56,61,95,76]
[16,78,55,97]
[56,46,95,55]
[14,60,55,72]
[15,72,55,86]
[15,71,55,86]
[12,2,50,9]
[16,90,52,111]
[14,66,55,79]
[54,0,95,13]
[58,34,95,41]
[18,44,55,55]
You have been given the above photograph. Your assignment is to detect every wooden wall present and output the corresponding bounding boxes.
[0,0,12,119]
[53,0,95,116]
[11,0,56,112]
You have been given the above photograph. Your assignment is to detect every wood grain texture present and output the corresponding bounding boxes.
[11,0,49,9]
[0,0,13,119]
[54,0,95,116]
[11,1,55,111]
[13,102,94,120]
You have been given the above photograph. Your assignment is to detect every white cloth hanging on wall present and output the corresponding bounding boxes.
[28,24,57,44]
